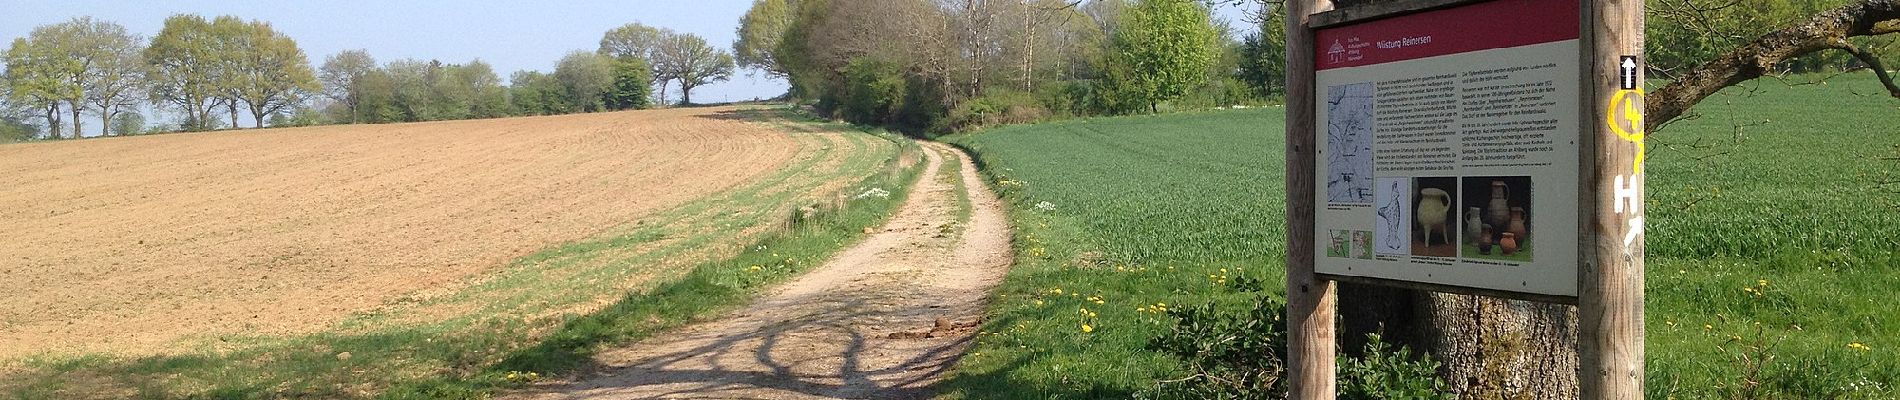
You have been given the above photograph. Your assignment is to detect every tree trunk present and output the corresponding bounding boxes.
[70,105,84,139]
[100,109,113,137]
[681,81,694,105]
[251,102,267,128]
[227,102,239,130]
[43,104,62,140]
[1340,286,1579,399]
[656,80,671,107]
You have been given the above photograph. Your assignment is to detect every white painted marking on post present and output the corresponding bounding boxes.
[1613,175,1640,214]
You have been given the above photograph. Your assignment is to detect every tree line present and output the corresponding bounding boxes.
[735,0,1282,133]
[1,16,737,142]
[738,0,1898,134]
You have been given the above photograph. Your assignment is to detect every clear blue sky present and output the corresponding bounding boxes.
[3,0,1260,115]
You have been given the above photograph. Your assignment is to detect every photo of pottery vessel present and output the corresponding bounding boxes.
[1460,176,1533,262]
[1410,177,1460,258]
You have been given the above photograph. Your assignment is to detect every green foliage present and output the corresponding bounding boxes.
[319,49,377,123]
[840,57,907,124]
[145,14,225,131]
[944,90,1051,133]
[0,113,38,142]
[604,57,653,111]
[5,19,89,138]
[108,111,143,135]
[220,16,319,128]
[1338,334,1454,400]
[1108,0,1220,113]
[554,51,613,112]
[1643,0,1872,74]
[656,33,735,105]
[735,0,795,78]
[1237,5,1287,101]
[1138,277,1289,400]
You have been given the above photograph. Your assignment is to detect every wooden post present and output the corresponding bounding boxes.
[1580,0,1645,398]
[1285,0,1336,398]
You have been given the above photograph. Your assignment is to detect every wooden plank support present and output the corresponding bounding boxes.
[1580,0,1646,398]
[1284,0,1336,398]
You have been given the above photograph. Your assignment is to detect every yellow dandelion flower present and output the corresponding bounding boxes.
[1081,324,1094,333]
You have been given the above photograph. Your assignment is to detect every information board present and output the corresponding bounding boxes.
[1312,0,1582,297]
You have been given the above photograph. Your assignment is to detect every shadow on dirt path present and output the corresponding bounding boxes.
[505,142,1011,399]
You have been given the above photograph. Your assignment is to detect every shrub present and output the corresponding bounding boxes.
[1338,334,1454,400]
[1137,275,1453,399]
[840,58,907,125]
[942,90,1050,133]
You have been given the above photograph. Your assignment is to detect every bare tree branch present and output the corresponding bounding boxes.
[1648,0,1900,133]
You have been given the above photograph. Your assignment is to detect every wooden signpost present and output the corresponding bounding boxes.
[1283,0,1643,398]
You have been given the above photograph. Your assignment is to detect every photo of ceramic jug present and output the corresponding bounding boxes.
[1477,224,1494,255]
[1487,180,1512,227]
[1416,188,1452,246]
[1500,232,1518,255]
[1508,207,1529,241]
[1464,207,1483,242]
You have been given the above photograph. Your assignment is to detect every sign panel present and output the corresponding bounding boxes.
[1312,0,1582,297]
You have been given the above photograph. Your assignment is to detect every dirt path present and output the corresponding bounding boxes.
[508,142,1011,399]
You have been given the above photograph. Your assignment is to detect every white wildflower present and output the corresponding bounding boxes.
[854,187,891,199]
[1035,201,1056,212]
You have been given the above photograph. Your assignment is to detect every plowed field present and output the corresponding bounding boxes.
[0,106,812,359]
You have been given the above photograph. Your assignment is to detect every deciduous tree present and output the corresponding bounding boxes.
[320,49,376,124]
[146,14,224,131]
[655,33,735,105]
[605,57,654,110]
[224,18,317,128]
[75,20,145,136]
[554,51,613,112]
[735,0,797,78]
[3,35,70,139]
[599,23,675,103]
[1108,0,1220,113]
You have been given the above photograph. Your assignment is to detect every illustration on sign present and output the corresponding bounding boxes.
[1311,0,1583,297]
[1327,83,1377,203]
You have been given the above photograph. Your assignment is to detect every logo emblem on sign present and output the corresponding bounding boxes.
[1328,40,1346,64]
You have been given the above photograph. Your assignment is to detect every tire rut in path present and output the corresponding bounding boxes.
[509,141,1011,399]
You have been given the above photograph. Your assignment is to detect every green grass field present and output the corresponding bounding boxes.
[943,73,1900,399]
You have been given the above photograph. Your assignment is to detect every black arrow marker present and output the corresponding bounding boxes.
[1620,56,1638,90]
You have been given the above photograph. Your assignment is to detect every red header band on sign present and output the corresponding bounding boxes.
[1315,0,1580,71]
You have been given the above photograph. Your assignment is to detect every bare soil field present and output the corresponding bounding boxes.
[0,106,806,359]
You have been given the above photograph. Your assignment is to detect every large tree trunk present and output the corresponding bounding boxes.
[1339,286,1578,399]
